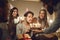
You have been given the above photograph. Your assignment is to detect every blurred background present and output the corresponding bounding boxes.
[8,0,56,26]
[8,0,60,39]
[0,0,60,40]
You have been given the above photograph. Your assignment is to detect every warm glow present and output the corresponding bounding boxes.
[49,19,53,24]
[30,23,41,28]
[11,0,15,1]
[24,0,40,2]
[20,17,25,20]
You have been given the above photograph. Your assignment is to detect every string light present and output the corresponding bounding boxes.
[11,0,15,1]
[49,19,53,24]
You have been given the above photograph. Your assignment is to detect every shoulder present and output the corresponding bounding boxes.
[16,23,23,27]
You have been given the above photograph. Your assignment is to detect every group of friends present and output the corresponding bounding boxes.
[8,7,58,40]
[0,0,60,40]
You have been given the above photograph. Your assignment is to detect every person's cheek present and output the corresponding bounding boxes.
[42,15,45,18]
[28,18,30,23]
[30,19,32,22]
[30,18,32,22]
[27,18,29,22]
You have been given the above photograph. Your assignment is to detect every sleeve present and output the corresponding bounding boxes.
[16,23,23,35]
[14,17,20,24]
[16,23,26,35]
[43,17,60,34]
[43,3,60,34]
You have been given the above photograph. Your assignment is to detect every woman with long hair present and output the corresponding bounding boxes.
[32,9,58,40]
[8,7,20,40]
[38,9,49,29]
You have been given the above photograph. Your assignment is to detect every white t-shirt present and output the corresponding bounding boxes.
[14,16,20,24]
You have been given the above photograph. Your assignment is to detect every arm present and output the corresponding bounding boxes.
[43,3,60,34]
[16,23,23,35]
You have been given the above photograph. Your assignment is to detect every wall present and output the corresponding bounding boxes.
[9,0,43,17]
[8,0,56,25]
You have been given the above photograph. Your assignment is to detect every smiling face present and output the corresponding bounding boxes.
[26,13,33,23]
[39,11,45,19]
[12,9,18,17]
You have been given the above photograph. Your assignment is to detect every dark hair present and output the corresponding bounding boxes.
[39,9,47,20]
[39,9,47,15]
[38,9,47,24]
[10,7,18,17]
[9,7,19,22]
[24,11,34,17]
[38,9,49,27]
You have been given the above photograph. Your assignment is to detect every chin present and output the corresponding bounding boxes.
[29,22,32,23]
